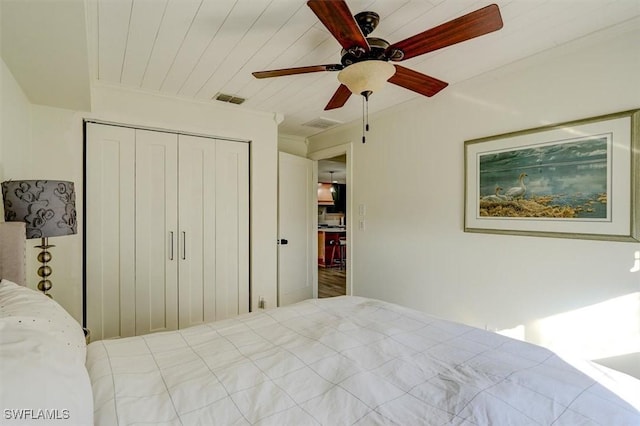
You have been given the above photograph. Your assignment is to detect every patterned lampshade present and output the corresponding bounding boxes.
[1,180,77,239]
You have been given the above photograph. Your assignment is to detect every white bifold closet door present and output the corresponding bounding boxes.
[135,129,179,335]
[86,123,249,340]
[86,124,136,339]
[178,135,249,328]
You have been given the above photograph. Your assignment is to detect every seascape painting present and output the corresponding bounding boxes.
[477,135,611,220]
[465,109,638,242]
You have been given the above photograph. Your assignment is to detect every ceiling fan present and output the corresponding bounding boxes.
[252,1,504,111]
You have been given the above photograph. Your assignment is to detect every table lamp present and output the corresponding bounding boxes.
[1,180,77,297]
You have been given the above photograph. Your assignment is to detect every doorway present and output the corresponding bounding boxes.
[309,143,352,299]
[318,156,347,298]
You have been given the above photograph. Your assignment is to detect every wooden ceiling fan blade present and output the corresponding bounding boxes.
[307,0,369,52]
[252,64,343,79]
[388,65,448,97]
[387,4,503,61]
[325,84,352,110]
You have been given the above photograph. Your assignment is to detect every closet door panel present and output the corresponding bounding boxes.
[86,123,136,340]
[215,140,250,320]
[178,135,217,328]
[135,129,179,335]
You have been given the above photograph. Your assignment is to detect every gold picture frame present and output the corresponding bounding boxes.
[464,109,639,242]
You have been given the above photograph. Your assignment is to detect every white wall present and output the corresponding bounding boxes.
[0,0,91,111]
[11,84,278,323]
[278,134,308,157]
[0,56,33,284]
[28,104,85,320]
[0,57,31,183]
[308,21,640,377]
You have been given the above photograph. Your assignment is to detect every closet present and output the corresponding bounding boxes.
[85,122,249,340]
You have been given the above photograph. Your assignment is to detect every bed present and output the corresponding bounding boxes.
[1,223,92,424]
[1,223,639,425]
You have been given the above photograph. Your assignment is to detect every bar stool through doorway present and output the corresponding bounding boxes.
[339,237,346,269]
[328,236,343,268]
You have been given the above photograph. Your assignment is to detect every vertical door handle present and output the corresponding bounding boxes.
[169,232,174,260]
[181,232,186,260]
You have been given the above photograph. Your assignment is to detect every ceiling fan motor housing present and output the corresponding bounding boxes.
[341,37,390,66]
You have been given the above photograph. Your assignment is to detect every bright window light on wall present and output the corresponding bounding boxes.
[532,293,640,361]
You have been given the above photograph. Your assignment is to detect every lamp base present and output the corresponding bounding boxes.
[35,237,55,298]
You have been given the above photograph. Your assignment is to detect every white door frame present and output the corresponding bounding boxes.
[308,142,353,296]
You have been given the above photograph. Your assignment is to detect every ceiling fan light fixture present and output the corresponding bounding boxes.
[338,60,396,96]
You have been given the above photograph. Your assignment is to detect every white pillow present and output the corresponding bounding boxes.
[0,326,94,425]
[0,280,93,425]
[0,279,85,364]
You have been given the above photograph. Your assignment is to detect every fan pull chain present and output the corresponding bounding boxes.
[362,96,366,144]
[361,90,372,144]
[366,96,369,132]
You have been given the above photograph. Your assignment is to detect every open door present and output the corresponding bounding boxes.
[277,152,316,306]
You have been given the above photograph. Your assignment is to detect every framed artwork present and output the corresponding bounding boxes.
[464,109,639,242]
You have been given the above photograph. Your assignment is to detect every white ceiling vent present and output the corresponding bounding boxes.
[214,93,246,105]
[303,117,343,129]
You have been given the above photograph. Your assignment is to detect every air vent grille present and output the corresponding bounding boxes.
[214,93,246,105]
[303,117,343,129]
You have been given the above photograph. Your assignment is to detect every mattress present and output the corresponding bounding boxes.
[86,296,640,425]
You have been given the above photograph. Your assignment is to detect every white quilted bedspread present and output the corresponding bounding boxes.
[86,296,640,425]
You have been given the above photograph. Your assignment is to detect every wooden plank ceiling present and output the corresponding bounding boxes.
[88,0,640,137]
